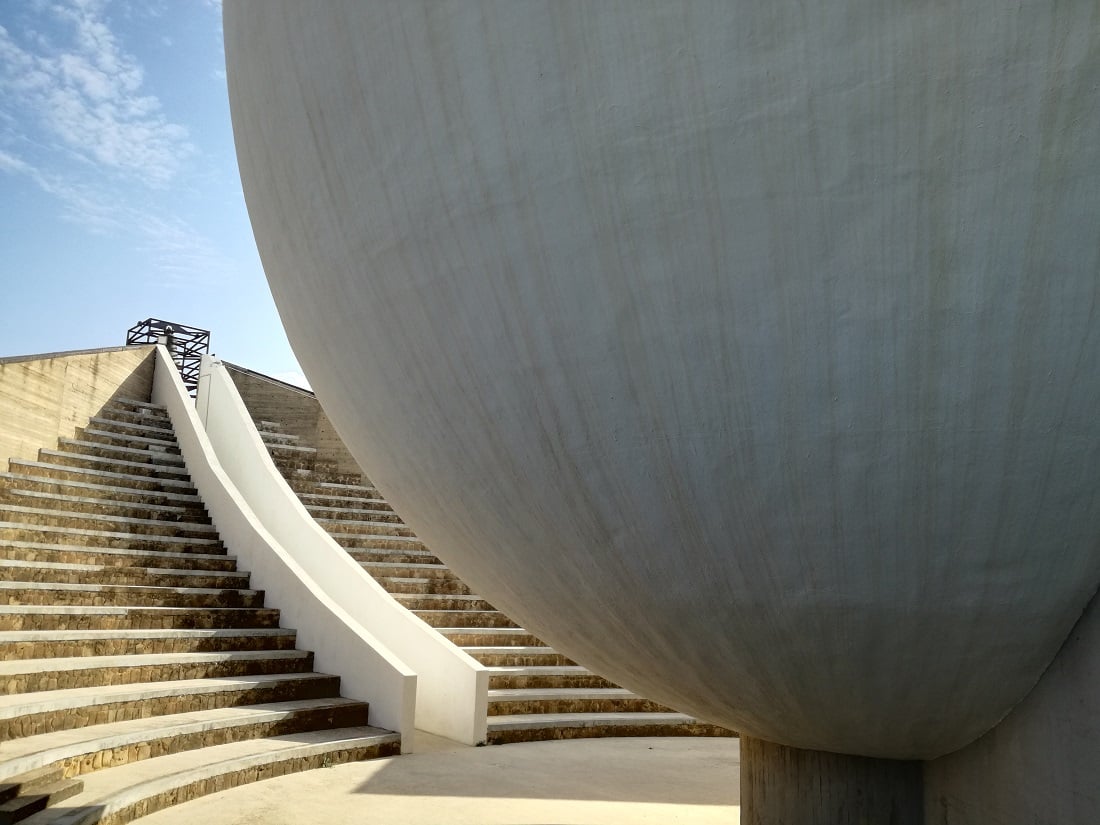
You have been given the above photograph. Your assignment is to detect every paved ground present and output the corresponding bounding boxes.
[141,733,741,824]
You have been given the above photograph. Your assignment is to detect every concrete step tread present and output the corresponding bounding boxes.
[81,429,178,449]
[0,673,336,721]
[463,646,556,656]
[436,626,531,635]
[485,665,592,676]
[0,650,310,678]
[296,493,384,506]
[86,418,175,438]
[0,559,247,580]
[303,481,377,494]
[305,504,394,517]
[0,523,221,546]
[0,628,293,644]
[37,452,189,480]
[105,400,166,413]
[18,726,399,825]
[56,440,184,463]
[0,581,258,598]
[264,442,316,454]
[3,489,200,516]
[359,562,448,572]
[486,712,706,730]
[0,505,215,533]
[488,687,638,701]
[334,532,423,543]
[0,473,200,504]
[0,776,82,820]
[0,698,367,778]
[0,541,230,564]
[0,606,264,618]
[10,461,194,492]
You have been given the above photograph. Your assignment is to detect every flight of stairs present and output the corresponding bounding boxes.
[256,420,732,745]
[0,398,399,824]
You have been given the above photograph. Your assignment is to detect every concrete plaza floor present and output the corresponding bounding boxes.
[140,733,741,825]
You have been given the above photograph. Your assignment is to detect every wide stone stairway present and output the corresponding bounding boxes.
[0,398,399,824]
[255,419,731,745]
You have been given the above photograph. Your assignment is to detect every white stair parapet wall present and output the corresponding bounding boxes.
[194,353,489,746]
[149,345,419,751]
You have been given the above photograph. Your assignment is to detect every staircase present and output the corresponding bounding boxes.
[256,419,731,745]
[0,398,399,824]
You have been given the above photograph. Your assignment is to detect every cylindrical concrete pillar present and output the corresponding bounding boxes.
[740,737,923,825]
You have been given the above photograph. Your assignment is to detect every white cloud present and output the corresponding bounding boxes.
[0,0,193,186]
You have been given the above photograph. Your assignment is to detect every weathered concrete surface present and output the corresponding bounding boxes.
[223,362,363,477]
[225,1,1100,759]
[923,587,1100,824]
[741,737,921,825]
[0,346,155,463]
[137,733,740,825]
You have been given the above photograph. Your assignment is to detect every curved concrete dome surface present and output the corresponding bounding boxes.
[225,1,1100,759]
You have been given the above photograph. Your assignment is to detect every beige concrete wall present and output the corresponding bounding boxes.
[224,363,363,478]
[0,346,156,464]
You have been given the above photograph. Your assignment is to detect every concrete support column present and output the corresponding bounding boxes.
[740,737,923,825]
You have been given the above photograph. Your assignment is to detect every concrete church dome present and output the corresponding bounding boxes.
[225,1,1100,759]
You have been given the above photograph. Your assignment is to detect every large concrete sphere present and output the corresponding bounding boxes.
[225,1,1100,759]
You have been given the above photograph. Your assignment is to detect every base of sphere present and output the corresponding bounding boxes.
[740,736,923,825]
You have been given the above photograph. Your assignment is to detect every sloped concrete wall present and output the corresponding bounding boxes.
[923,588,1100,824]
[224,363,362,477]
[0,345,155,463]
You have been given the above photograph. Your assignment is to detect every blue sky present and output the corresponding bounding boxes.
[0,0,309,387]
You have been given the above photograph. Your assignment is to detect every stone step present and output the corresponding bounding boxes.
[84,417,175,441]
[17,726,400,825]
[334,534,427,552]
[311,507,406,525]
[0,580,263,609]
[94,408,171,429]
[462,646,573,667]
[0,560,248,590]
[104,400,167,415]
[348,548,439,565]
[486,687,670,716]
[0,541,233,571]
[0,697,368,781]
[256,429,296,444]
[0,606,280,632]
[391,593,494,612]
[303,501,395,518]
[414,610,520,629]
[55,439,184,466]
[296,492,389,509]
[484,712,734,745]
[0,672,340,742]
[36,451,190,483]
[315,519,415,537]
[76,429,179,454]
[276,464,361,485]
[0,505,216,539]
[0,766,69,804]
[357,562,452,580]
[0,776,82,824]
[8,461,196,495]
[0,650,314,695]
[0,489,207,523]
[435,627,543,647]
[255,420,285,434]
[0,522,223,553]
[0,473,201,508]
[264,442,316,456]
[0,628,297,660]
[290,481,380,500]
[373,576,472,596]
[485,666,617,690]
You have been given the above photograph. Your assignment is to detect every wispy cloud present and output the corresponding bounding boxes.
[0,0,192,186]
[0,145,233,287]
